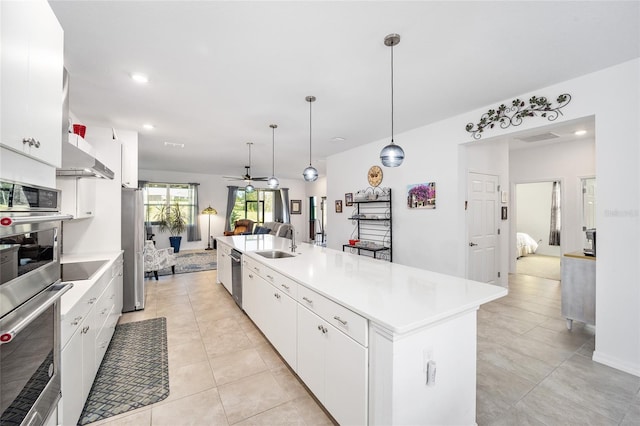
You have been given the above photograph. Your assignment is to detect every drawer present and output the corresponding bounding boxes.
[297,286,368,347]
[244,256,298,299]
[95,306,116,367]
[95,284,115,332]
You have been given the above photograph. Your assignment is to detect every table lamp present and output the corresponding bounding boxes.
[201,205,217,250]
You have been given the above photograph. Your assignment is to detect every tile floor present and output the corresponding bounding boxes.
[90,270,640,426]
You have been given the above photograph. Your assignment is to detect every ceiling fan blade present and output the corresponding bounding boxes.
[223,176,245,181]
[251,177,269,181]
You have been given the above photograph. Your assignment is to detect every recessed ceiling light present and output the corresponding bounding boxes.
[574,130,587,136]
[331,136,346,142]
[164,142,184,148]
[143,124,155,130]
[131,73,149,84]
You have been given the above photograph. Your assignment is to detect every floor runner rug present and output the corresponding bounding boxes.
[158,249,217,276]
[78,318,169,425]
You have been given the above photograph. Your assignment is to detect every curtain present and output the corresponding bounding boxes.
[225,186,239,231]
[549,181,561,246]
[187,183,201,242]
[280,188,290,224]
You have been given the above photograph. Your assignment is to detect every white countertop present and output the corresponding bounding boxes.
[218,235,507,334]
[59,251,122,316]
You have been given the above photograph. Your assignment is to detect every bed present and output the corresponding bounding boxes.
[517,232,539,257]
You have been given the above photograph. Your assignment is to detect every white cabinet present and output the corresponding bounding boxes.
[57,178,96,219]
[119,131,139,188]
[59,254,123,426]
[242,257,298,368]
[297,305,368,426]
[217,242,233,293]
[0,0,63,167]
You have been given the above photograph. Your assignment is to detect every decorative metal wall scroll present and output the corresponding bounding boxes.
[465,93,571,139]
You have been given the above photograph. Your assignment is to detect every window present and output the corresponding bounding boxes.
[142,182,198,226]
[230,189,275,228]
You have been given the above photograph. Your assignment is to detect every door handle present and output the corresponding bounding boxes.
[469,242,478,247]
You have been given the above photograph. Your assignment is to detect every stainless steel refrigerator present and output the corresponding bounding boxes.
[121,188,145,312]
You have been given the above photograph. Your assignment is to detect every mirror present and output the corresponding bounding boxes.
[581,177,596,231]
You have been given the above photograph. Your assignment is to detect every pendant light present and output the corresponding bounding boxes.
[379,33,405,167]
[245,142,255,193]
[267,124,280,189]
[302,95,319,182]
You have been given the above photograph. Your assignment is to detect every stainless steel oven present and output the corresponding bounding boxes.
[0,180,72,426]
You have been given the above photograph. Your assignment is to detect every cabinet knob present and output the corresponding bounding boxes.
[71,316,83,326]
[22,137,40,148]
[88,297,97,304]
[248,274,254,278]
[82,326,90,334]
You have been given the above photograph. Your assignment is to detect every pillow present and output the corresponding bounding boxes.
[254,226,270,234]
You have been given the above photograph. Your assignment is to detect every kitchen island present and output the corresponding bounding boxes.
[217,234,507,425]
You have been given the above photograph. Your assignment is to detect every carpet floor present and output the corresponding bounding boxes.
[78,318,169,425]
[158,249,217,276]
[516,253,561,281]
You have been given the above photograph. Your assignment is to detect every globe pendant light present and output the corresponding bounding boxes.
[302,95,319,182]
[245,142,255,193]
[267,124,280,189]
[380,33,405,167]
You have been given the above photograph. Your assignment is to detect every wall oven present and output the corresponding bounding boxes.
[0,180,72,426]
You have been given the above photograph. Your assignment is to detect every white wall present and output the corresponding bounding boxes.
[516,182,557,256]
[326,59,640,376]
[139,169,308,250]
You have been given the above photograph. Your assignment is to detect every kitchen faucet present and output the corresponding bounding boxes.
[290,225,297,253]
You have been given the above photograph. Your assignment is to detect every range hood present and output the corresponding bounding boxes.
[56,142,115,180]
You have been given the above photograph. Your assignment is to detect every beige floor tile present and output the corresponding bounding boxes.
[151,388,228,426]
[208,347,269,386]
[217,370,290,424]
[244,327,268,346]
[289,395,334,425]
[168,339,208,369]
[255,342,286,369]
[117,309,157,325]
[197,316,243,337]
[234,401,306,425]
[271,366,310,400]
[523,325,592,353]
[163,360,216,403]
[202,329,254,358]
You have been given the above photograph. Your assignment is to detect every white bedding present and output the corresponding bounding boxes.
[517,232,538,257]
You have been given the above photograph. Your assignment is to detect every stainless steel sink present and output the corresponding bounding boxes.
[255,250,295,259]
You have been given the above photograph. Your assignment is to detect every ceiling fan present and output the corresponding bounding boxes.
[223,142,268,182]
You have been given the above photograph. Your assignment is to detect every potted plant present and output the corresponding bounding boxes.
[157,203,187,253]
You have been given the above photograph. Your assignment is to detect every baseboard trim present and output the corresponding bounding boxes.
[592,350,640,377]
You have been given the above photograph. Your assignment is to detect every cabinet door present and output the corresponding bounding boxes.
[296,305,326,400]
[266,288,297,369]
[60,328,84,426]
[0,0,63,166]
[120,134,138,188]
[76,179,96,218]
[81,316,97,401]
[324,322,368,426]
[242,267,262,322]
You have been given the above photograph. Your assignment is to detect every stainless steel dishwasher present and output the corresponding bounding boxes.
[230,249,243,308]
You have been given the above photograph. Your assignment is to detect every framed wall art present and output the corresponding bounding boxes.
[290,199,302,214]
[335,200,343,213]
[407,182,436,209]
[345,193,353,206]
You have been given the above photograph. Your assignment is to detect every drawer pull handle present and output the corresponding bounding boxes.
[281,284,290,290]
[254,267,260,272]
[303,296,313,304]
[266,274,274,280]
[88,297,97,304]
[333,316,348,326]
[71,316,83,326]
[82,326,90,334]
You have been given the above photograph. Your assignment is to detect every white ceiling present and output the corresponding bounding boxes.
[49,1,639,180]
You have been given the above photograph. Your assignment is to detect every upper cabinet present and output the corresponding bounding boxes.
[1,0,64,167]
[119,130,138,188]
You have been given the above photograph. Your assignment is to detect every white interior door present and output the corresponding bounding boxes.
[467,172,499,284]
